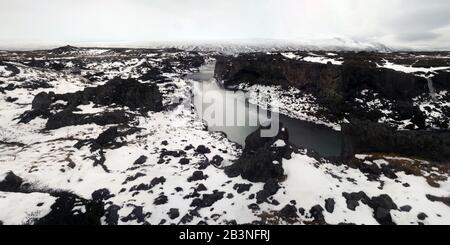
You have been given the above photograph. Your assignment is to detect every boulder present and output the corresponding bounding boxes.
[0,171,23,192]
[32,92,55,111]
[224,124,290,182]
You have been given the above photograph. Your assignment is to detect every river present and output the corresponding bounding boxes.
[187,63,342,157]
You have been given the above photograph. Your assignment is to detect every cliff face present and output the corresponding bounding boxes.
[215,53,426,102]
[215,53,429,126]
[341,119,450,163]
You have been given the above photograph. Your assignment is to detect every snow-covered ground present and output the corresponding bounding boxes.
[281,52,344,65]
[377,59,450,77]
[236,83,342,131]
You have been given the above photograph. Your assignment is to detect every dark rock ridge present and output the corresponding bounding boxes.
[56,77,163,112]
[224,124,292,183]
[342,119,450,162]
[18,77,163,130]
[50,45,80,55]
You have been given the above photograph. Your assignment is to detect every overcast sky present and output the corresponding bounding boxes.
[1,0,450,50]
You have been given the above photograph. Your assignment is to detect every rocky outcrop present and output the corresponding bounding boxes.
[224,124,291,182]
[46,110,133,130]
[18,78,163,129]
[342,119,450,162]
[34,192,105,225]
[57,77,163,112]
[0,171,23,192]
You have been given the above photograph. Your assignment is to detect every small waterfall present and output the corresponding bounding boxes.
[426,77,437,100]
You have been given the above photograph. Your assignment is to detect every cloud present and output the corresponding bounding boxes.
[0,0,449,49]
[396,32,439,42]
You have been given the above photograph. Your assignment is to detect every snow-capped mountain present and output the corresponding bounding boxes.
[146,37,392,54]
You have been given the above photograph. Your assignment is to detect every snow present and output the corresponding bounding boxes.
[281,52,300,60]
[84,49,110,56]
[0,65,12,77]
[378,60,450,77]
[281,52,344,65]
[302,56,343,65]
[272,140,286,148]
[0,191,56,225]
[237,83,341,131]
[276,151,450,225]
[73,103,107,115]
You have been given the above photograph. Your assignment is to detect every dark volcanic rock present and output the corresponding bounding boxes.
[133,155,148,165]
[325,198,335,213]
[63,77,163,110]
[233,183,253,194]
[195,145,211,154]
[91,188,114,202]
[150,177,166,189]
[167,208,180,219]
[104,205,120,225]
[179,158,190,165]
[256,179,281,204]
[123,172,146,184]
[154,195,168,205]
[120,206,150,224]
[417,212,428,221]
[343,192,370,211]
[280,204,298,221]
[196,184,207,192]
[400,205,412,212]
[0,171,23,192]
[210,155,224,167]
[309,205,326,224]
[17,92,56,123]
[35,192,105,225]
[426,194,450,207]
[32,92,55,111]
[160,149,186,158]
[342,119,450,162]
[367,194,398,225]
[46,110,133,130]
[190,190,225,208]
[20,77,163,129]
[248,203,260,211]
[88,126,142,151]
[187,171,208,182]
[224,124,290,182]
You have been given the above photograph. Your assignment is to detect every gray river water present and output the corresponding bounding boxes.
[187,63,342,157]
